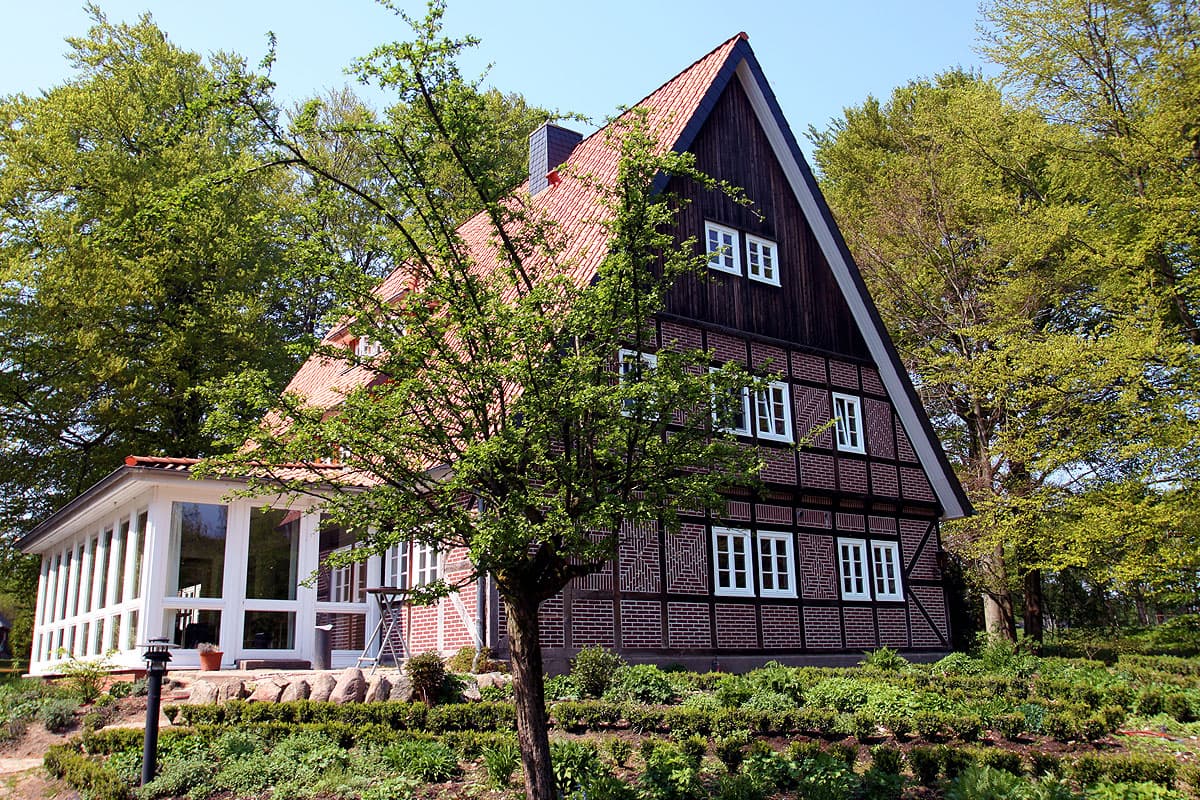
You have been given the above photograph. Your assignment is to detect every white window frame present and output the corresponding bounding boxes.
[754,380,793,443]
[746,234,780,287]
[871,540,904,602]
[837,537,871,601]
[709,367,751,436]
[712,527,754,597]
[705,221,741,275]
[832,392,866,454]
[354,336,382,359]
[619,348,658,416]
[411,541,441,588]
[328,544,363,604]
[385,541,409,589]
[756,530,796,598]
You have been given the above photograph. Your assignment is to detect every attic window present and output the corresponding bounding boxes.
[354,337,382,359]
[705,221,740,275]
[754,380,792,443]
[746,235,779,286]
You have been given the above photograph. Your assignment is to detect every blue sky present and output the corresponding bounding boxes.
[1,1,993,156]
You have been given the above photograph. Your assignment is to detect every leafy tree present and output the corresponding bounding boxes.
[810,70,1199,640]
[203,6,761,798]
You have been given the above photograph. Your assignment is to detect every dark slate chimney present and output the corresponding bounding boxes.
[528,122,582,194]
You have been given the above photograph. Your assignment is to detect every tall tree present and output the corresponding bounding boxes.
[204,6,762,798]
[0,6,318,539]
[809,71,1183,639]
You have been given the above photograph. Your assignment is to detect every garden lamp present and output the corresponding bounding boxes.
[140,638,174,786]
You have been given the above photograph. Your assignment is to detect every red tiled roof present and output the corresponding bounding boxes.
[283,33,747,408]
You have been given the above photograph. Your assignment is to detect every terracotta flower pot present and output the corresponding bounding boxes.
[198,651,224,671]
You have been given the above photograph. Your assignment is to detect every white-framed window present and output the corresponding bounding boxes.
[705,221,740,275]
[832,392,865,454]
[746,234,779,286]
[411,541,441,587]
[354,336,383,359]
[757,530,796,598]
[385,541,409,589]
[754,380,793,443]
[712,527,754,597]
[837,537,870,601]
[871,540,904,602]
[329,546,363,603]
[710,367,751,435]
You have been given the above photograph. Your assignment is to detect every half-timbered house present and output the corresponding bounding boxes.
[19,33,969,675]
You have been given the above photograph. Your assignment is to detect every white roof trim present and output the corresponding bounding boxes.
[733,59,967,520]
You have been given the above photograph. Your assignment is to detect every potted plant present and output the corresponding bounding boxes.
[197,642,223,671]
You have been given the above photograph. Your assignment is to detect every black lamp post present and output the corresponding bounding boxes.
[140,638,173,786]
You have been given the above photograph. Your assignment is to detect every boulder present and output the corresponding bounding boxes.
[364,674,390,703]
[217,680,246,703]
[279,679,310,703]
[475,672,511,690]
[248,678,288,703]
[461,679,482,702]
[388,672,415,703]
[330,668,366,704]
[187,680,220,705]
[309,672,337,703]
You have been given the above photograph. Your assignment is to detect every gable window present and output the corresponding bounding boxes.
[355,336,382,359]
[712,527,753,597]
[757,531,796,598]
[746,235,779,286]
[710,368,751,435]
[837,537,870,600]
[411,541,441,587]
[754,380,793,443]
[385,541,408,589]
[872,541,904,601]
[832,393,865,454]
[705,221,740,275]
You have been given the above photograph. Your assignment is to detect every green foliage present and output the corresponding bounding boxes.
[38,697,80,733]
[741,690,795,714]
[56,653,114,703]
[606,736,632,768]
[550,740,604,795]
[947,765,1033,800]
[480,738,521,788]
[1084,782,1186,800]
[405,651,447,705]
[640,740,704,800]
[381,738,460,782]
[860,647,911,673]
[870,745,903,776]
[789,750,859,800]
[714,731,749,774]
[44,743,132,800]
[908,745,942,786]
[571,647,626,698]
[805,678,870,712]
[138,757,214,800]
[603,664,676,705]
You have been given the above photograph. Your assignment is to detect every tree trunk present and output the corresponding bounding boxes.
[504,592,556,800]
[982,545,1017,641]
[1023,569,1044,647]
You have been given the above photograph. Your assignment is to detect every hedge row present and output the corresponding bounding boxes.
[44,742,131,800]
[161,697,1125,744]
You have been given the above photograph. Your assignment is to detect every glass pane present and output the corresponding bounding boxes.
[246,508,301,600]
[243,611,296,650]
[317,611,367,652]
[163,608,221,649]
[106,616,118,653]
[133,511,148,598]
[97,531,112,608]
[80,538,95,612]
[114,520,129,603]
[169,502,228,598]
[127,610,140,651]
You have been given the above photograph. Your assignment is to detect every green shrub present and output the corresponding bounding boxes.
[382,738,460,782]
[744,661,806,701]
[38,697,79,733]
[908,745,941,786]
[827,741,858,767]
[977,749,1023,776]
[551,740,604,794]
[714,731,749,773]
[405,651,447,705]
[713,773,769,800]
[106,681,133,699]
[1074,754,1107,787]
[480,738,521,788]
[742,690,795,714]
[679,734,707,769]
[1104,755,1177,788]
[272,730,348,774]
[790,751,859,800]
[678,692,721,712]
[642,741,704,800]
[860,647,910,673]
[940,746,976,780]
[948,713,984,741]
[991,712,1026,739]
[913,710,948,740]
[604,664,676,705]
[871,745,902,776]
[714,674,753,708]
[138,757,214,800]
[56,652,113,703]
[571,647,626,698]
[544,674,580,701]
[214,752,280,796]
[932,652,985,676]
[44,743,132,800]
[606,736,632,767]
[1031,752,1062,778]
[849,709,878,742]
[213,728,265,761]
[806,678,869,712]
